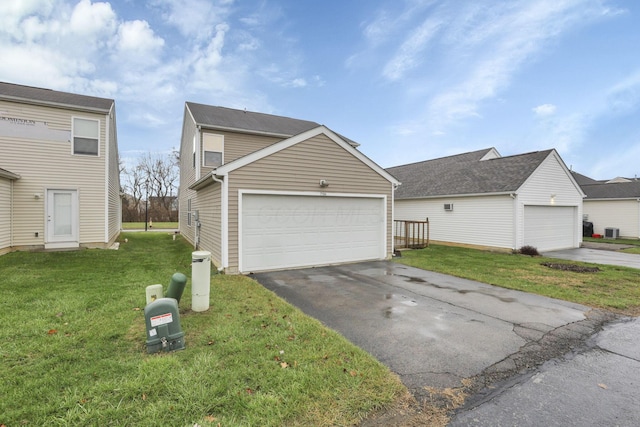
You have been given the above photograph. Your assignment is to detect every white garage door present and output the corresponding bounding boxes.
[524,206,577,252]
[240,193,385,272]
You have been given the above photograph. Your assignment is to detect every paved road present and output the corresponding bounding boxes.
[450,317,640,426]
[252,261,613,402]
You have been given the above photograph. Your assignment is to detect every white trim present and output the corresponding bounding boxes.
[71,116,100,157]
[215,126,399,185]
[211,174,229,270]
[104,112,109,243]
[237,189,387,273]
[45,188,80,249]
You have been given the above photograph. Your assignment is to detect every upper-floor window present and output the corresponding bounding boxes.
[72,117,99,156]
[203,133,224,168]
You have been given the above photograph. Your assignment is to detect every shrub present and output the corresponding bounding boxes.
[518,245,540,256]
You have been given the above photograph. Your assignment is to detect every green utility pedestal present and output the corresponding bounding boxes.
[144,298,185,353]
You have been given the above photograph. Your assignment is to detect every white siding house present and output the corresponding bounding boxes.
[387,148,585,252]
[579,179,640,239]
[0,82,121,253]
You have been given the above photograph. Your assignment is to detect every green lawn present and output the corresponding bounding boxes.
[1,233,404,426]
[395,245,640,316]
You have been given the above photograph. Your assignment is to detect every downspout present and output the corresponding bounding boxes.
[10,179,14,249]
[211,174,227,273]
[510,193,517,251]
[637,198,640,239]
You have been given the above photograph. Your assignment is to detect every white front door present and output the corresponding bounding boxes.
[46,189,79,249]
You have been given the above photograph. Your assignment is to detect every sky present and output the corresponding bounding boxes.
[1,0,639,180]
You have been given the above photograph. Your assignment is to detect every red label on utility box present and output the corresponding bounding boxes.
[150,312,173,327]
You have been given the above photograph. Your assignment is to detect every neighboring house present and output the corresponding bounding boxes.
[578,177,640,239]
[387,148,585,252]
[0,82,121,253]
[178,103,399,274]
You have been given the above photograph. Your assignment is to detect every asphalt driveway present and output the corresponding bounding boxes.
[252,261,613,402]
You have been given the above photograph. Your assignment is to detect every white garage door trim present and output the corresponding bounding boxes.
[239,190,387,273]
[524,205,577,252]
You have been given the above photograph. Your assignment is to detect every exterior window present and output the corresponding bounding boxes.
[187,199,192,226]
[73,118,99,156]
[203,133,223,167]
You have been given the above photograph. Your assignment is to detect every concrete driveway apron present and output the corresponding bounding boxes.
[252,261,595,400]
[543,248,640,269]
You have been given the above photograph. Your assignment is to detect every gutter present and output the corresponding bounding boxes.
[396,191,516,201]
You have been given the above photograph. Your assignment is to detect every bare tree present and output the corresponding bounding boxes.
[120,152,179,222]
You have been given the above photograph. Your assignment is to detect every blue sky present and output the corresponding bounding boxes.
[1,0,639,180]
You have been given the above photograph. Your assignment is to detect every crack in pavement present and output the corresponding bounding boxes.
[453,308,621,412]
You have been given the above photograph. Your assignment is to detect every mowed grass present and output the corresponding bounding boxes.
[1,233,404,426]
[395,245,640,316]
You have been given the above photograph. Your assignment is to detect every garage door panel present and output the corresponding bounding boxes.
[524,206,576,252]
[241,194,385,272]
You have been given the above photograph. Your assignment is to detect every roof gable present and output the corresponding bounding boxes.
[0,81,113,113]
[191,126,398,189]
[387,148,555,199]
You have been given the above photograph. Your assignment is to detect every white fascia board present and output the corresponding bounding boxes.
[550,149,587,197]
[0,169,21,180]
[396,191,516,201]
[215,125,400,185]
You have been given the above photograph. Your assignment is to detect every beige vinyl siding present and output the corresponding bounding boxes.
[395,195,515,249]
[226,133,393,273]
[516,153,583,249]
[179,109,199,245]
[106,105,121,245]
[0,178,11,252]
[584,200,640,238]
[200,130,281,178]
[0,100,107,247]
[195,182,223,266]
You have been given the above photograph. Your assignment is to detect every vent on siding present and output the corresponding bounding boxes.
[444,203,453,211]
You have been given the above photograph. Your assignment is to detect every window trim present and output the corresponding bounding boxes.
[202,133,224,168]
[72,116,100,156]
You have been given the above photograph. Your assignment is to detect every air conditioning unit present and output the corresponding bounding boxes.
[444,203,453,211]
[604,228,619,239]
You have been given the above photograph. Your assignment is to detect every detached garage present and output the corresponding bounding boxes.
[387,148,585,252]
[180,103,398,274]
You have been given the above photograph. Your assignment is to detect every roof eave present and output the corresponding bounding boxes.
[0,169,21,180]
[396,191,516,200]
[0,94,112,114]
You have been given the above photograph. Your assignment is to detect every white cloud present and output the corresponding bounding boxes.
[422,0,617,133]
[69,0,117,39]
[115,20,164,62]
[151,0,233,40]
[533,103,557,116]
[605,69,640,114]
[383,17,442,81]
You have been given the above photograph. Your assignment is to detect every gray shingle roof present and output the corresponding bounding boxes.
[387,148,554,199]
[187,102,321,137]
[570,171,601,186]
[0,81,113,113]
[581,181,640,199]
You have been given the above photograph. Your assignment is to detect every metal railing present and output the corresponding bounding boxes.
[394,219,429,249]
